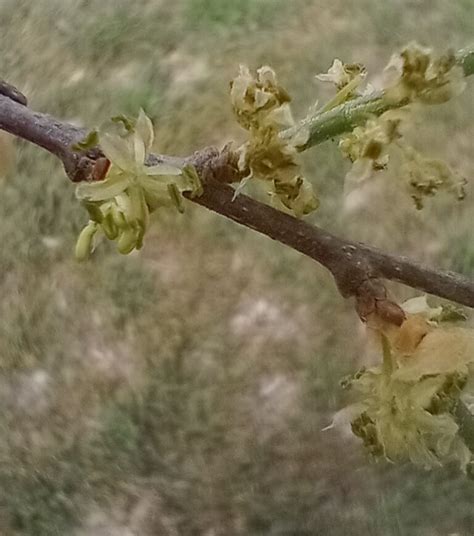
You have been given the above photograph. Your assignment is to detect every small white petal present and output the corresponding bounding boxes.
[316,59,345,85]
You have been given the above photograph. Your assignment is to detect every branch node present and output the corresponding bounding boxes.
[355,278,405,326]
[189,144,241,185]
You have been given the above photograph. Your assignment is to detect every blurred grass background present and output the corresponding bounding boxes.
[0,0,474,534]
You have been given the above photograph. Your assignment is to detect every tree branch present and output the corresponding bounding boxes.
[1,74,474,317]
[2,65,474,457]
[190,180,474,311]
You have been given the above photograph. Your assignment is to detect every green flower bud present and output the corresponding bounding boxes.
[117,227,138,255]
[75,221,98,261]
[101,211,119,240]
[83,201,104,223]
[110,204,128,229]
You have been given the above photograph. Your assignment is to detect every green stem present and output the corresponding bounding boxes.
[282,92,399,151]
[282,46,474,152]
[381,333,394,377]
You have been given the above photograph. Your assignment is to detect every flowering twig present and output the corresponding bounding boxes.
[2,50,474,469]
[281,47,474,150]
[0,90,473,316]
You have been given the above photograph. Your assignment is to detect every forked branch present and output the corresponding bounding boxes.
[0,68,473,318]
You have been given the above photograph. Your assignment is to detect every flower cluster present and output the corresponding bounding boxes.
[315,59,368,112]
[338,113,467,208]
[230,65,319,217]
[340,297,474,472]
[338,111,402,185]
[383,42,467,105]
[399,144,466,209]
[313,44,468,208]
[74,110,202,260]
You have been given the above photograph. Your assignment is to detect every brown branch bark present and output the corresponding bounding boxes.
[190,181,474,314]
[1,87,474,317]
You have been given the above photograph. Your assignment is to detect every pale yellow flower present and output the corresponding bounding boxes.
[75,110,201,259]
[342,304,474,472]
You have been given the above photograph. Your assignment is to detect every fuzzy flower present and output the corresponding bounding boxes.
[316,59,366,91]
[350,368,468,468]
[230,65,319,217]
[339,111,402,187]
[340,305,474,472]
[398,144,466,209]
[230,65,294,131]
[383,42,466,104]
[316,60,368,112]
